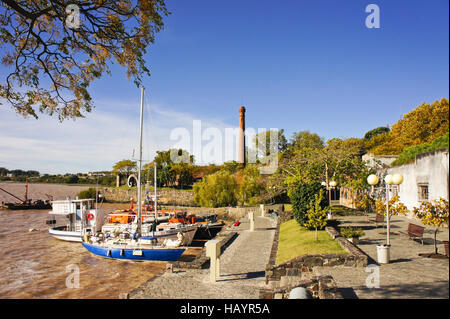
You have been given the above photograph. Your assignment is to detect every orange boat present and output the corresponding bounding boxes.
[106,199,185,224]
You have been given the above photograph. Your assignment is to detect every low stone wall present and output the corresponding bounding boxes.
[170,230,238,269]
[101,187,195,206]
[259,275,343,299]
[265,222,368,288]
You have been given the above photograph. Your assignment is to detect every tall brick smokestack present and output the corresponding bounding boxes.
[238,106,246,165]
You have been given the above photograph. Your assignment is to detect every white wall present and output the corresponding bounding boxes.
[387,149,449,217]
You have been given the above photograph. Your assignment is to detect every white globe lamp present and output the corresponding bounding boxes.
[367,174,379,186]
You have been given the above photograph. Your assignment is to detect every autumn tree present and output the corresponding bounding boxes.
[275,134,371,197]
[369,98,449,155]
[413,198,449,255]
[375,195,408,224]
[112,159,136,176]
[0,0,169,120]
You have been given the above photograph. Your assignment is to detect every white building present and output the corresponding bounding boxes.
[387,148,449,215]
[362,153,398,169]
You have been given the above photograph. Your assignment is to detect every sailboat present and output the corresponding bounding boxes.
[82,86,197,261]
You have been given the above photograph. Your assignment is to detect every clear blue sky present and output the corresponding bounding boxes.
[0,0,449,173]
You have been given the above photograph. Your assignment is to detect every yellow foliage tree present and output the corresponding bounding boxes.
[375,195,408,218]
[413,198,449,255]
[305,189,329,241]
[370,98,449,155]
[0,0,169,120]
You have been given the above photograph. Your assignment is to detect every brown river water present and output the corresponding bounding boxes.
[0,203,167,299]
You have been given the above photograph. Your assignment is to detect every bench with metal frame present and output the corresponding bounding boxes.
[369,213,384,228]
[399,223,425,245]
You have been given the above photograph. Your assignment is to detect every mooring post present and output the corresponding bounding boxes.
[205,239,221,283]
[248,211,255,231]
[260,204,265,217]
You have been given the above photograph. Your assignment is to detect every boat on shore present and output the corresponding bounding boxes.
[47,198,105,242]
[2,199,52,210]
[0,181,52,210]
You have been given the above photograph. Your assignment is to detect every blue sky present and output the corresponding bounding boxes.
[0,0,449,173]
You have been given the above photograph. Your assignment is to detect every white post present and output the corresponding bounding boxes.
[248,211,255,231]
[205,240,220,283]
[260,204,265,217]
[386,184,390,246]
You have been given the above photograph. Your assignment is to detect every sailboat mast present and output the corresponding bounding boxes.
[137,86,145,236]
[154,163,157,217]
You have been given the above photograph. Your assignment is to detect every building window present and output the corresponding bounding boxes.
[418,184,429,201]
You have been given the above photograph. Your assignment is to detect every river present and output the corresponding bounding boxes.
[0,203,166,299]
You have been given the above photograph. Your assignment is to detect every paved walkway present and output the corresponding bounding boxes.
[313,214,449,299]
[130,214,276,299]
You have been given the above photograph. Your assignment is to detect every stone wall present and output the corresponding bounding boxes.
[100,188,285,221]
[101,187,196,206]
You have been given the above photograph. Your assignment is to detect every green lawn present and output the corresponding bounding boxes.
[276,219,347,264]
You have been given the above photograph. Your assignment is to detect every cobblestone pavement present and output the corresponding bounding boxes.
[130,214,276,299]
[313,214,449,299]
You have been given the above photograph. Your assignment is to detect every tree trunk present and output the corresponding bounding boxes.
[434,228,439,254]
[315,228,318,241]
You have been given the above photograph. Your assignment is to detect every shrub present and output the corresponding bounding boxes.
[375,195,408,218]
[304,189,329,240]
[340,227,365,238]
[355,193,375,213]
[78,188,98,199]
[364,126,390,141]
[392,132,449,166]
[193,170,238,207]
[289,182,329,226]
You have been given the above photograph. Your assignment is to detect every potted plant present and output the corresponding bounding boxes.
[340,227,365,245]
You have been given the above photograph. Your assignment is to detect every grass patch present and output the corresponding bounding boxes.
[276,219,347,265]
[284,204,293,212]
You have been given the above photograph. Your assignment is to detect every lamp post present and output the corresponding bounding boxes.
[329,181,337,218]
[323,181,337,219]
[368,173,403,264]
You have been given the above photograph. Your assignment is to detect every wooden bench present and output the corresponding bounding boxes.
[369,213,384,228]
[399,223,425,245]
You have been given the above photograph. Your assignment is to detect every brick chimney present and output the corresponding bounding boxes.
[238,106,246,165]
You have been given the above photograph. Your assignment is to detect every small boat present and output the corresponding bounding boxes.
[192,214,225,239]
[0,181,52,210]
[2,199,52,210]
[47,198,105,242]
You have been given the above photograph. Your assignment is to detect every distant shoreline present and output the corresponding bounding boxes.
[0,182,91,202]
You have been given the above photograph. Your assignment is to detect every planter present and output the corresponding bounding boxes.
[348,237,359,245]
[377,245,390,264]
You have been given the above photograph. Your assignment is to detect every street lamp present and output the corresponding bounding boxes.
[367,174,379,194]
[373,173,403,264]
[327,181,337,219]
[384,173,404,245]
